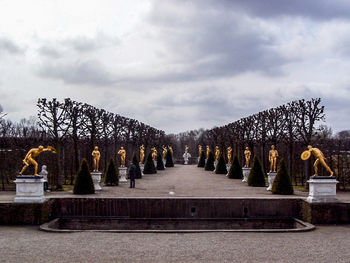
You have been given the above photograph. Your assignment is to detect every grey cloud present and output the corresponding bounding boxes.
[62,34,120,52]
[38,46,62,59]
[38,60,115,86]
[0,37,24,55]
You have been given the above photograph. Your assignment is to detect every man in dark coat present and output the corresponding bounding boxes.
[129,160,136,188]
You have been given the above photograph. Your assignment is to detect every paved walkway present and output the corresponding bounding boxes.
[1,165,350,202]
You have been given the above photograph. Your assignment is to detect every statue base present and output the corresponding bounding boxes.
[139,163,144,175]
[184,159,189,165]
[119,167,128,182]
[91,171,102,191]
[226,164,231,176]
[307,176,338,203]
[153,161,157,168]
[214,161,218,169]
[14,176,46,203]
[163,159,166,168]
[266,172,277,191]
[242,167,251,183]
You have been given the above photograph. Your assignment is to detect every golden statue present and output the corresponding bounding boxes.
[118,147,126,167]
[227,146,232,164]
[151,147,157,161]
[215,146,220,161]
[206,146,210,159]
[92,146,101,172]
[198,145,203,156]
[269,145,278,172]
[168,146,173,156]
[19,146,56,176]
[301,145,334,176]
[244,146,251,167]
[140,145,145,163]
[162,145,167,159]
[185,145,189,154]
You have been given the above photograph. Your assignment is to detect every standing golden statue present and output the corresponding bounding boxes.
[162,145,167,159]
[185,145,189,154]
[206,146,211,159]
[19,146,56,176]
[168,146,173,156]
[92,146,101,172]
[151,147,158,161]
[227,146,232,164]
[118,146,126,167]
[215,146,220,162]
[198,145,203,156]
[301,145,334,176]
[140,145,145,163]
[269,145,278,172]
[244,146,251,167]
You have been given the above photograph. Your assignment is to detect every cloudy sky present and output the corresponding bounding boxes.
[1,0,350,133]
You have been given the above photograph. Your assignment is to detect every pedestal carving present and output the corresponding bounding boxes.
[242,167,251,183]
[307,176,338,203]
[91,171,102,191]
[266,172,277,191]
[119,167,128,182]
[14,176,45,203]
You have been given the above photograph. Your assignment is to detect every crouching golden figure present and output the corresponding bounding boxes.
[301,145,334,176]
[19,146,56,176]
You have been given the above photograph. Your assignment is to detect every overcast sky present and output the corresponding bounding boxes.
[1,0,350,134]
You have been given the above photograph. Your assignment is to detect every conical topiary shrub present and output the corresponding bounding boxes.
[73,159,95,194]
[157,152,165,170]
[215,154,227,174]
[228,156,243,179]
[197,150,205,167]
[105,158,119,186]
[132,154,142,179]
[144,152,157,174]
[248,156,266,187]
[165,149,174,167]
[272,159,294,195]
[205,151,215,171]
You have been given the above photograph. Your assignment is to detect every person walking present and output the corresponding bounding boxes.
[129,161,136,188]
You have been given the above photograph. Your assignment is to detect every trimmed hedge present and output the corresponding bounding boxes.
[248,156,266,187]
[228,155,243,179]
[272,159,294,195]
[197,150,205,167]
[215,154,227,174]
[165,148,174,167]
[144,152,157,174]
[105,158,119,186]
[157,152,165,170]
[205,151,215,171]
[133,154,142,179]
[73,159,95,194]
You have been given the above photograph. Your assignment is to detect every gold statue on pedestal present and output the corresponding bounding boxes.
[185,145,189,154]
[206,146,210,159]
[140,145,145,163]
[168,146,173,156]
[269,145,278,172]
[92,146,101,172]
[244,146,251,167]
[118,147,126,167]
[198,145,203,157]
[152,147,157,161]
[162,145,167,159]
[301,145,334,176]
[19,146,56,176]
[227,146,232,164]
[215,146,220,162]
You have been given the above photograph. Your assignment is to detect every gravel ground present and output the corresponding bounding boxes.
[1,225,350,263]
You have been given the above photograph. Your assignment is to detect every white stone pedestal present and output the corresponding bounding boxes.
[214,161,218,169]
[266,172,277,191]
[140,163,144,172]
[119,167,128,182]
[153,161,157,167]
[14,176,46,203]
[226,164,231,176]
[91,171,102,191]
[307,176,338,203]
[242,167,251,183]
[163,159,166,168]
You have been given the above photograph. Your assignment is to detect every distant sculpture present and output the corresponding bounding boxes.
[185,145,189,153]
[227,146,232,164]
[152,147,158,161]
[92,146,101,172]
[215,146,220,162]
[19,146,56,176]
[140,145,145,163]
[301,145,334,176]
[206,146,210,159]
[269,145,278,172]
[198,145,203,156]
[244,147,251,167]
[118,147,126,167]
[168,146,173,156]
[162,145,167,159]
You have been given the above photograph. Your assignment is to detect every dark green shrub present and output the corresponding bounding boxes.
[197,150,205,167]
[165,148,174,167]
[272,159,294,195]
[144,152,157,174]
[157,152,165,170]
[205,151,215,171]
[133,154,142,179]
[228,156,243,179]
[105,158,119,186]
[73,159,95,194]
[215,154,227,174]
[248,157,266,187]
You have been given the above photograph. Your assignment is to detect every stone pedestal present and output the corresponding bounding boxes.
[119,167,128,182]
[307,176,338,203]
[242,167,251,183]
[153,161,157,167]
[14,176,46,203]
[266,172,277,191]
[163,159,166,168]
[226,164,231,176]
[140,163,144,172]
[91,171,102,191]
[214,161,218,169]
